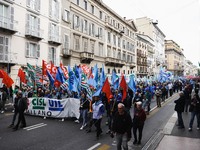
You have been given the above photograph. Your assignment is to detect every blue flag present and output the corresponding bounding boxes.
[128,75,136,93]
[93,64,99,85]
[55,67,66,84]
[100,65,106,87]
[47,70,55,87]
[68,65,78,92]
[111,70,119,90]
[93,87,102,97]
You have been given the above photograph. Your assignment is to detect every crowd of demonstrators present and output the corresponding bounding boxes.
[1,76,199,148]
[174,80,200,132]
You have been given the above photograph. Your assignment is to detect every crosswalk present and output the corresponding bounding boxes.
[23,123,47,131]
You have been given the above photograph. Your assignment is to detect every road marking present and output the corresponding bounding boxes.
[23,123,47,131]
[163,112,177,134]
[5,113,13,116]
[87,143,101,150]
[97,144,110,150]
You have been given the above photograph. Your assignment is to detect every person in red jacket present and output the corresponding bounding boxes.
[132,101,146,145]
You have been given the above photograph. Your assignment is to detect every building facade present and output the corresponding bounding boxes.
[165,40,184,77]
[136,33,154,77]
[184,60,198,76]
[0,0,138,81]
[65,0,137,74]
[135,17,166,76]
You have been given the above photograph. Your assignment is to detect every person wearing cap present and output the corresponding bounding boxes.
[112,103,132,150]
[132,101,146,145]
[174,92,185,129]
[106,95,117,134]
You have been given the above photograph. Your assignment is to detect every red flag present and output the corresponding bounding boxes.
[88,67,94,78]
[0,70,14,88]
[50,61,57,78]
[42,60,47,75]
[17,68,26,83]
[60,62,68,79]
[81,64,90,74]
[120,74,127,101]
[102,77,112,103]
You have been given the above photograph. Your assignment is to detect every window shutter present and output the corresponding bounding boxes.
[56,25,59,42]
[37,0,41,12]
[77,16,80,27]
[37,18,40,37]
[26,14,30,29]
[25,42,29,57]
[53,48,56,64]
[49,0,52,17]
[36,44,40,58]
[62,10,66,21]
[89,23,91,35]
[81,19,84,32]
[65,35,69,50]
[27,0,31,7]
[73,14,75,29]
[49,23,52,39]
[10,7,14,29]
[56,1,59,21]
[48,47,52,62]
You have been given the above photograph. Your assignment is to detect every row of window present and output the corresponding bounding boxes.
[75,0,135,39]
[0,34,57,64]
[107,68,134,75]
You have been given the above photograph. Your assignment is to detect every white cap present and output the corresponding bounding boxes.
[136,101,142,105]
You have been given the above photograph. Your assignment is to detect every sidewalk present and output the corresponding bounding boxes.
[156,111,200,150]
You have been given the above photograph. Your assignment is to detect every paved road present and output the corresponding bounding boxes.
[0,93,179,150]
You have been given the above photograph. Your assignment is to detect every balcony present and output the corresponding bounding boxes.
[25,25,43,41]
[48,35,62,46]
[62,48,72,58]
[0,52,17,66]
[80,51,94,64]
[127,61,136,69]
[105,57,125,67]
[0,15,17,34]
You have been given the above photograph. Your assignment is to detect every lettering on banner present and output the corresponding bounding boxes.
[48,99,64,111]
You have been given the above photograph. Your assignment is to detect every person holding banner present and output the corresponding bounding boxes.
[79,93,89,130]
[0,88,8,114]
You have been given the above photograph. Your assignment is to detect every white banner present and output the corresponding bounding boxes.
[26,97,80,119]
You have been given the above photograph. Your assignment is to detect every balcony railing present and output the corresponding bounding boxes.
[62,48,72,58]
[48,34,61,45]
[0,15,17,34]
[25,25,43,40]
[80,51,94,64]
[105,56,125,67]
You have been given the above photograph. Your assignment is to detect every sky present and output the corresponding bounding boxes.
[103,0,200,67]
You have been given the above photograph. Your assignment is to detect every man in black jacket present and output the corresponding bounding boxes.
[174,92,185,129]
[8,92,20,128]
[13,92,28,131]
[112,103,132,150]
